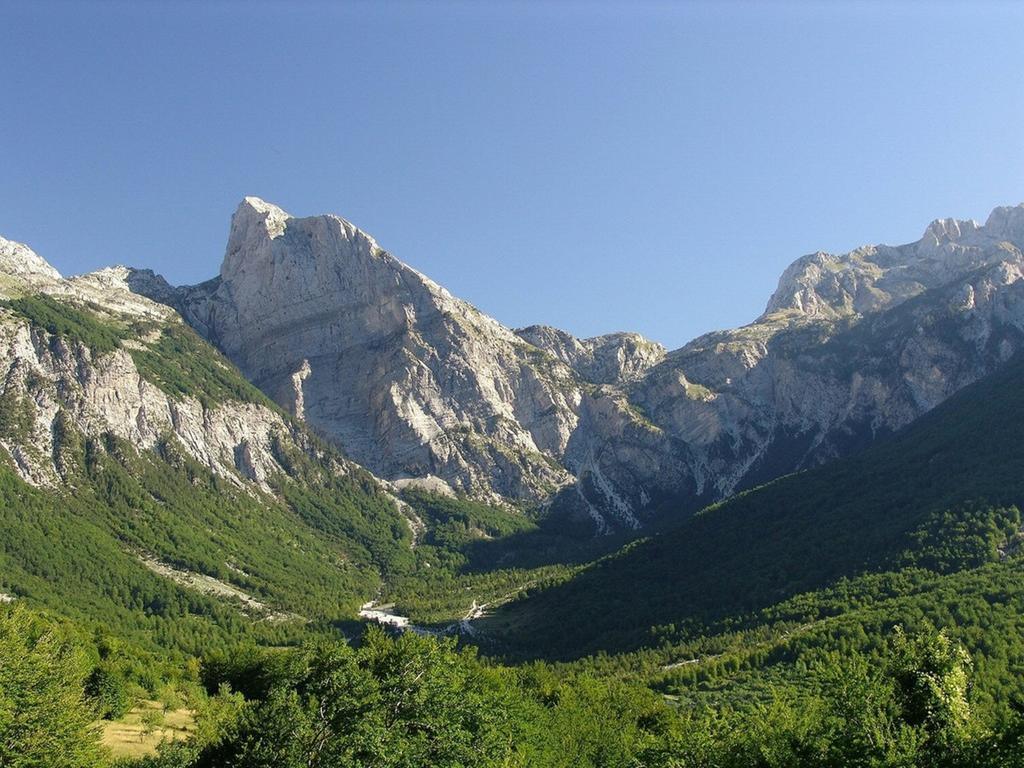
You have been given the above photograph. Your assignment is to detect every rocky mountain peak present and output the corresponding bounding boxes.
[919,217,981,252]
[219,197,387,292]
[66,266,175,320]
[232,195,290,239]
[9,198,1024,532]
[145,199,583,501]
[222,197,293,281]
[983,203,1024,242]
[0,236,62,295]
[516,325,666,385]
[763,203,1024,321]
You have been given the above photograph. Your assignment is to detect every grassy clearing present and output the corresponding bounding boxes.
[99,700,194,760]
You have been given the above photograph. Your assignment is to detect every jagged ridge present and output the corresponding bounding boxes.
[11,199,1024,532]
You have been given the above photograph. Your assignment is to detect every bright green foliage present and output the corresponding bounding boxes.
[0,605,103,768]
[125,626,1024,768]
[168,631,524,767]
[3,294,123,355]
[267,437,415,577]
[641,627,988,768]
[965,708,1024,768]
[128,323,273,409]
[889,627,974,745]
[87,662,133,719]
[0,426,411,657]
[136,630,674,768]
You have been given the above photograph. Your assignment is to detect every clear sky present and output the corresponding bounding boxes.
[2,1,1023,349]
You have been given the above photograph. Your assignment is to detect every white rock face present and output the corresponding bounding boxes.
[515,325,666,384]
[164,198,601,501]
[0,250,314,493]
[65,266,176,321]
[0,237,63,295]
[584,204,1024,524]
[123,198,1024,530]
[763,206,1024,320]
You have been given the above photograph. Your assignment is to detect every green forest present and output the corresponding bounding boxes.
[5,294,1024,766]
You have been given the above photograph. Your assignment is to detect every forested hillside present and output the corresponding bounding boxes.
[0,289,417,653]
[486,350,1024,659]
[0,289,601,656]
[7,224,1024,767]
[8,304,1024,766]
[7,284,1024,767]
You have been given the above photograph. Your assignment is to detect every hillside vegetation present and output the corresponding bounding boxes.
[485,350,1024,660]
[0,293,414,657]
[8,291,1024,766]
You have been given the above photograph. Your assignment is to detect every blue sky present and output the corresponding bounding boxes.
[2,1,1023,349]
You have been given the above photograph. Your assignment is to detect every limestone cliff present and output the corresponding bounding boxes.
[514,325,665,385]
[162,198,596,502]
[579,206,1024,526]
[0,237,339,492]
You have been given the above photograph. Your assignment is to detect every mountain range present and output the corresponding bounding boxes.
[7,198,1024,767]
[10,196,1021,532]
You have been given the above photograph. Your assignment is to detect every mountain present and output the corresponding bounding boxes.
[483,344,1024,659]
[9,202,1024,768]
[0,236,420,652]
[6,197,1024,547]
[556,204,1024,526]
[168,198,586,501]
[131,199,1024,532]
[514,325,666,385]
[135,198,666,518]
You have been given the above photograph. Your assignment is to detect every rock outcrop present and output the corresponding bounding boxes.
[0,236,62,293]
[156,198,608,502]
[763,207,1024,319]
[514,325,665,385]
[0,239,331,492]
[579,205,1024,525]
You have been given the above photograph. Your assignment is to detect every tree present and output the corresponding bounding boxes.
[188,630,524,768]
[141,708,166,744]
[890,626,974,748]
[86,662,133,719]
[0,605,103,768]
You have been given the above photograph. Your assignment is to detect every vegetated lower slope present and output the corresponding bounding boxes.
[0,287,602,653]
[377,488,633,625]
[0,439,403,657]
[0,290,418,656]
[641,540,1024,713]
[486,349,1024,661]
